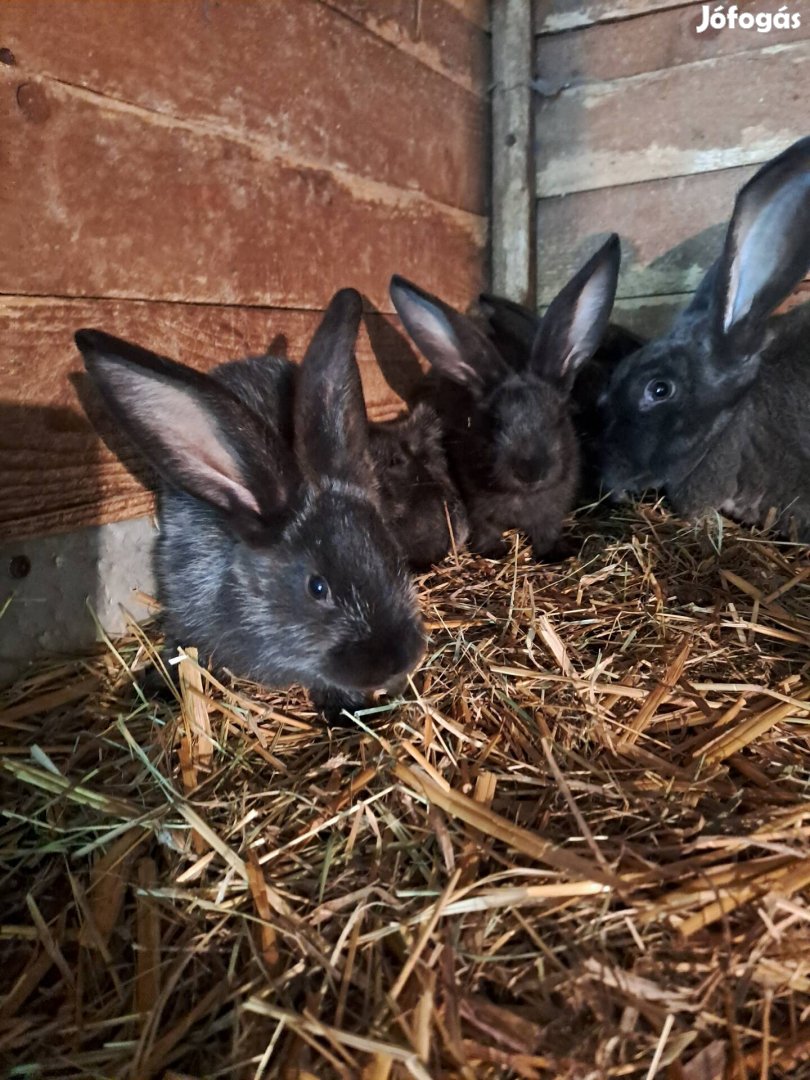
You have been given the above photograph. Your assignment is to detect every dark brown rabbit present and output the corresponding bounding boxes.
[75,289,425,725]
[478,292,646,499]
[600,136,810,540]
[368,402,469,568]
[390,235,621,558]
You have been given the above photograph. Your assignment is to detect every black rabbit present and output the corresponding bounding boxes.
[478,292,646,500]
[75,289,426,725]
[599,136,810,540]
[368,402,469,569]
[390,235,621,558]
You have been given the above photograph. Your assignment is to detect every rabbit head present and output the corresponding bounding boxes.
[600,136,810,533]
[478,293,646,499]
[391,235,621,495]
[75,289,426,714]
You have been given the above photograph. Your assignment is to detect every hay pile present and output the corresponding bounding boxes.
[2,503,809,1079]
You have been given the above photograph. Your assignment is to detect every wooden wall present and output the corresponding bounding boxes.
[1,0,489,541]
[532,0,809,333]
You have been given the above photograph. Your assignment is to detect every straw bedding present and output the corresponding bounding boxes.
[1,503,809,1079]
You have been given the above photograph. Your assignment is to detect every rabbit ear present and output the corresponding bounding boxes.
[715,136,810,353]
[479,292,540,353]
[294,288,374,487]
[390,275,509,394]
[75,330,296,529]
[529,234,621,391]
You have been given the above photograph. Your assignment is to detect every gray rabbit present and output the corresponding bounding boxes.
[478,292,646,501]
[599,136,810,541]
[75,289,426,725]
[390,235,621,558]
[368,402,469,569]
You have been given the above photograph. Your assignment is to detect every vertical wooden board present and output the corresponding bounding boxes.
[534,0,701,33]
[2,0,486,214]
[320,0,490,93]
[491,0,533,302]
[1,70,484,310]
[535,1,806,84]
[534,43,810,195]
[0,297,425,539]
[535,165,759,304]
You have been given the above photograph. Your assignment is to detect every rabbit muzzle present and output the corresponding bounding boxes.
[326,620,426,695]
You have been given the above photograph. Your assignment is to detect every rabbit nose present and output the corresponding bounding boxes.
[376,673,408,700]
[386,623,426,688]
[376,665,425,701]
[513,456,546,484]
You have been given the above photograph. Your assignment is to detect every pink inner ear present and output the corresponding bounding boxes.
[403,302,480,385]
[108,369,261,516]
[569,268,611,360]
[724,177,810,332]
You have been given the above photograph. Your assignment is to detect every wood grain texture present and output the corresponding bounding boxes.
[534,0,692,33]
[535,43,809,195]
[536,165,758,304]
[445,0,490,29]
[2,0,486,214]
[1,68,484,311]
[587,282,810,341]
[531,1,810,351]
[1,0,488,539]
[320,0,489,93]
[0,297,427,541]
[491,0,533,303]
[535,0,805,84]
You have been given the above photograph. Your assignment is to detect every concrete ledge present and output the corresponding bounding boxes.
[0,515,156,685]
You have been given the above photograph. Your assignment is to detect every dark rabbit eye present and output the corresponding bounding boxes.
[643,378,675,405]
[307,574,329,601]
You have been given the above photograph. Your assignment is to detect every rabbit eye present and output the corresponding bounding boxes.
[307,574,329,601]
[643,378,675,405]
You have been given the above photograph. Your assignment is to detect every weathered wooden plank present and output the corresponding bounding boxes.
[537,294,688,338]
[491,0,534,303]
[444,0,491,30]
[547,282,809,344]
[534,0,691,34]
[0,297,426,540]
[536,165,758,304]
[611,293,692,338]
[1,68,484,311]
[535,43,810,196]
[535,0,805,85]
[2,0,486,215]
[320,0,489,94]
[574,281,810,342]
[537,165,810,309]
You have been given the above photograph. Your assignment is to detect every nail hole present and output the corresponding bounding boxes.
[16,82,52,124]
[9,555,31,579]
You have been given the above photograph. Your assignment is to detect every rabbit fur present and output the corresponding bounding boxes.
[390,235,621,558]
[75,289,426,725]
[478,293,646,500]
[599,136,810,541]
[368,402,469,568]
